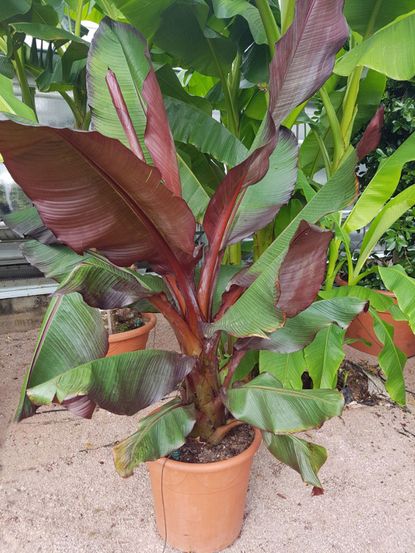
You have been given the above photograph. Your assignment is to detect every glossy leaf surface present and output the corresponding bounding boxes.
[379,265,415,333]
[113,399,196,477]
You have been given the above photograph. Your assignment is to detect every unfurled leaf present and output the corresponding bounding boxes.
[113,399,196,477]
[0,0,31,21]
[269,0,348,126]
[238,297,367,353]
[15,293,108,421]
[356,105,384,161]
[212,0,267,45]
[379,265,415,333]
[344,132,415,234]
[21,241,89,282]
[304,325,345,389]
[57,256,166,309]
[276,221,332,318]
[27,349,196,417]
[263,433,327,488]
[0,122,196,272]
[371,310,406,405]
[335,11,415,80]
[2,206,57,244]
[344,0,415,35]
[259,350,306,390]
[0,74,37,121]
[225,373,344,434]
[11,22,87,44]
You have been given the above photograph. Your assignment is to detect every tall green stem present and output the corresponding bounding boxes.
[256,0,280,57]
[280,0,295,35]
[74,0,84,36]
[13,48,37,119]
[319,86,344,170]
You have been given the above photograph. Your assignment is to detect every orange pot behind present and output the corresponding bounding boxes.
[106,313,156,357]
[147,428,262,553]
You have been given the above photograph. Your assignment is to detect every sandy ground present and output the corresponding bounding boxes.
[1,315,415,553]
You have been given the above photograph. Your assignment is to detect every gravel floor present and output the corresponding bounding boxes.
[1,315,415,553]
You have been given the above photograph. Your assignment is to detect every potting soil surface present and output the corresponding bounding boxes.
[1,315,415,553]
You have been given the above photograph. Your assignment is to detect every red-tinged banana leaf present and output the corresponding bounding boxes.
[207,221,334,338]
[276,221,332,318]
[15,293,108,421]
[21,240,90,282]
[27,349,196,418]
[225,372,344,434]
[0,121,196,272]
[56,255,166,309]
[87,17,181,195]
[269,0,348,126]
[113,398,196,477]
[236,297,368,353]
[262,432,327,489]
[356,105,384,161]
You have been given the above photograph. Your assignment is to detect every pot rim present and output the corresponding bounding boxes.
[108,312,157,343]
[147,427,262,473]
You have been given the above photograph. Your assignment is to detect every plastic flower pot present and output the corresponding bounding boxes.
[146,428,262,553]
[106,313,157,356]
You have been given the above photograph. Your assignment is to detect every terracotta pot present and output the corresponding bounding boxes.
[106,313,156,356]
[338,279,415,357]
[147,428,262,553]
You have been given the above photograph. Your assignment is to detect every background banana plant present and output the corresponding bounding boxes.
[0,0,370,490]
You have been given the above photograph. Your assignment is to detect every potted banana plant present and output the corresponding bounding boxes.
[0,3,367,552]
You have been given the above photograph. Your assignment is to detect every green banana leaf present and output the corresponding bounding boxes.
[0,0,31,21]
[27,349,196,417]
[0,74,37,121]
[379,265,415,333]
[259,350,306,390]
[335,11,415,80]
[11,22,87,44]
[15,293,108,421]
[371,309,406,405]
[262,432,327,489]
[212,0,267,45]
[344,0,415,35]
[22,240,89,282]
[110,0,175,38]
[344,131,415,234]
[113,398,196,477]
[304,324,345,389]
[225,373,344,433]
[353,184,415,276]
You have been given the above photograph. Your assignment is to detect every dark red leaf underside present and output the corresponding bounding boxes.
[0,121,196,273]
[276,220,333,318]
[142,51,182,196]
[356,105,384,161]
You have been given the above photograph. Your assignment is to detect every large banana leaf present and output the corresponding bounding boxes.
[249,149,357,277]
[269,0,348,126]
[21,241,89,282]
[259,350,306,390]
[304,324,345,389]
[87,18,181,196]
[87,17,150,158]
[153,1,236,78]
[354,184,415,276]
[0,121,196,272]
[379,265,415,333]
[15,293,108,421]
[2,206,57,244]
[212,0,267,45]
[225,373,344,433]
[113,399,196,477]
[57,256,166,309]
[226,129,298,245]
[335,11,415,80]
[165,97,248,167]
[0,74,36,121]
[237,297,367,353]
[371,310,406,405]
[177,154,210,222]
[110,0,175,38]
[27,349,196,417]
[344,132,415,234]
[208,222,335,338]
[0,0,31,21]
[262,433,327,489]
[319,284,397,312]
[344,0,415,35]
